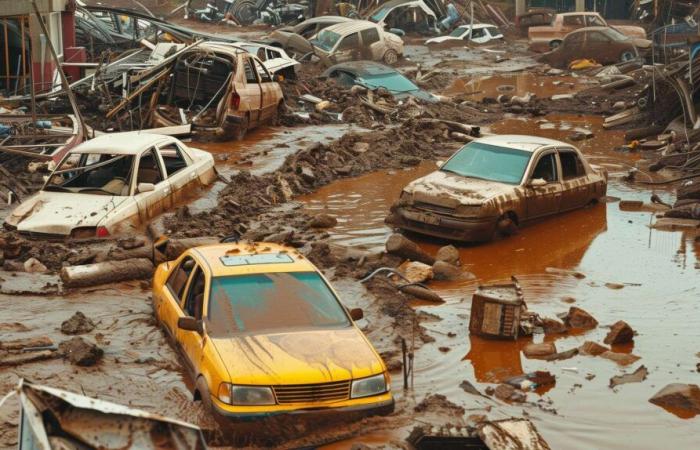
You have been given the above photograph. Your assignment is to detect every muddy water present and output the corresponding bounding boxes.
[304,114,700,449]
[443,73,591,102]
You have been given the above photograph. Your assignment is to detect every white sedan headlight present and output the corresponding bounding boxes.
[351,374,388,399]
[218,383,275,405]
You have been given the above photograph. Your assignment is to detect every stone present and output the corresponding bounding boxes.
[432,260,462,280]
[543,348,579,361]
[400,261,433,284]
[649,383,700,415]
[435,245,460,265]
[352,142,370,154]
[600,351,641,366]
[604,320,635,345]
[118,237,146,250]
[493,384,526,403]
[564,306,598,329]
[579,341,609,356]
[23,257,47,273]
[58,337,103,366]
[610,365,648,388]
[299,166,315,183]
[61,312,96,335]
[540,317,567,334]
[523,342,557,359]
[460,380,482,396]
[308,213,338,229]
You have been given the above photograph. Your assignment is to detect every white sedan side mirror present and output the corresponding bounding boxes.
[137,182,155,193]
[529,178,547,187]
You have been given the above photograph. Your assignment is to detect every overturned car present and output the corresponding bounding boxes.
[386,135,607,242]
[4,133,216,239]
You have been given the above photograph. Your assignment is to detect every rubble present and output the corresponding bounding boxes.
[400,261,434,284]
[61,312,96,335]
[385,234,435,265]
[58,337,104,366]
[604,320,636,345]
[435,245,460,265]
[610,365,648,388]
[432,260,463,281]
[60,258,155,288]
[649,383,700,415]
[563,307,599,330]
[523,342,557,359]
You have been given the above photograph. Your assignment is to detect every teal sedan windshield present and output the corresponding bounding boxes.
[361,73,418,93]
[207,272,350,336]
[441,142,532,184]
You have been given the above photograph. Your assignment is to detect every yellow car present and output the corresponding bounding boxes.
[152,241,394,419]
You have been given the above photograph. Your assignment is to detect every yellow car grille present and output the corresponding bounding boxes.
[272,380,351,404]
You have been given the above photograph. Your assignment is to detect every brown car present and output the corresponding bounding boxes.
[386,135,607,242]
[539,27,650,68]
[515,8,555,38]
[528,12,646,52]
[153,43,284,141]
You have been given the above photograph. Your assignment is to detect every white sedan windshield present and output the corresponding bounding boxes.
[45,153,134,196]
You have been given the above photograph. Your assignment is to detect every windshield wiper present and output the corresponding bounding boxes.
[43,185,72,192]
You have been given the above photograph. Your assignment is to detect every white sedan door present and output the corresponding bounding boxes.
[132,147,172,222]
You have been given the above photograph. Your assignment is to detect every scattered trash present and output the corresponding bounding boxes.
[610,365,648,388]
[469,277,525,340]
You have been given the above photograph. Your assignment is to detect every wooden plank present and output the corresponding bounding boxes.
[106,68,170,119]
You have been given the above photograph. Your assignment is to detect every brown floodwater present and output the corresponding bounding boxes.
[303,114,700,449]
[443,73,593,101]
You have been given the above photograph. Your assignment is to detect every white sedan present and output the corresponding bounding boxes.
[426,24,503,45]
[4,133,216,239]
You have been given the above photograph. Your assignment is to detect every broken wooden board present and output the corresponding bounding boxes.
[652,217,700,231]
[0,272,62,295]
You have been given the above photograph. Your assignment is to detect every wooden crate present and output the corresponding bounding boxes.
[469,277,524,340]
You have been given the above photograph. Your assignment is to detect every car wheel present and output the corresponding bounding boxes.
[549,40,562,50]
[620,50,635,62]
[270,102,284,126]
[494,213,519,238]
[383,49,399,65]
[231,0,257,25]
[233,115,249,141]
[195,376,213,413]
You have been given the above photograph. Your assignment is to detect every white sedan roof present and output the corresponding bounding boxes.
[72,133,174,155]
[475,134,568,153]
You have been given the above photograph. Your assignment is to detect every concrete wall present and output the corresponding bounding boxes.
[0,0,69,16]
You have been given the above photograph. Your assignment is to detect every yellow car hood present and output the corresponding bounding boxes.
[211,327,384,385]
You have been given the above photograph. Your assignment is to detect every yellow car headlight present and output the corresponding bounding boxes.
[219,383,276,405]
[351,373,388,399]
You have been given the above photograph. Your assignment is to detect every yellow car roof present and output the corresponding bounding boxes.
[189,242,316,277]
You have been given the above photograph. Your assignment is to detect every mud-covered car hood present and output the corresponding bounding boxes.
[426,36,458,44]
[4,191,128,236]
[211,327,384,385]
[405,170,516,207]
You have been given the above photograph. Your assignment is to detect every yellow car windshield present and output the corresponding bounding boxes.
[207,272,351,336]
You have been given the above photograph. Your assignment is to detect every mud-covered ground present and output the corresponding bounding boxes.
[1,11,699,450]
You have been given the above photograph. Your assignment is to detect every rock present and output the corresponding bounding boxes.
[23,257,47,273]
[540,317,567,334]
[61,311,96,335]
[610,365,648,388]
[435,245,460,265]
[308,213,337,229]
[385,233,435,265]
[352,142,370,154]
[299,166,315,183]
[58,337,103,366]
[460,380,483,396]
[649,383,700,415]
[315,100,332,112]
[604,320,635,345]
[569,130,594,141]
[118,237,146,250]
[605,282,625,290]
[432,260,462,280]
[579,341,609,356]
[523,342,557,359]
[613,101,626,110]
[564,306,598,329]
[400,261,433,284]
[493,384,526,403]
[543,348,579,361]
[600,351,641,366]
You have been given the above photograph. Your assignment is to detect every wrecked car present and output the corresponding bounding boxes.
[323,61,438,102]
[3,133,215,239]
[152,43,285,140]
[264,15,353,57]
[152,241,394,419]
[539,27,649,68]
[16,380,208,450]
[236,42,299,79]
[528,12,647,52]
[425,23,503,45]
[386,135,608,242]
[367,0,441,35]
[311,20,404,65]
[515,8,555,37]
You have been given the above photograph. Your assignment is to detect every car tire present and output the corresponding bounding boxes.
[620,50,636,62]
[231,0,257,25]
[549,40,562,50]
[494,213,518,238]
[233,115,249,141]
[383,49,399,65]
[196,376,213,413]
